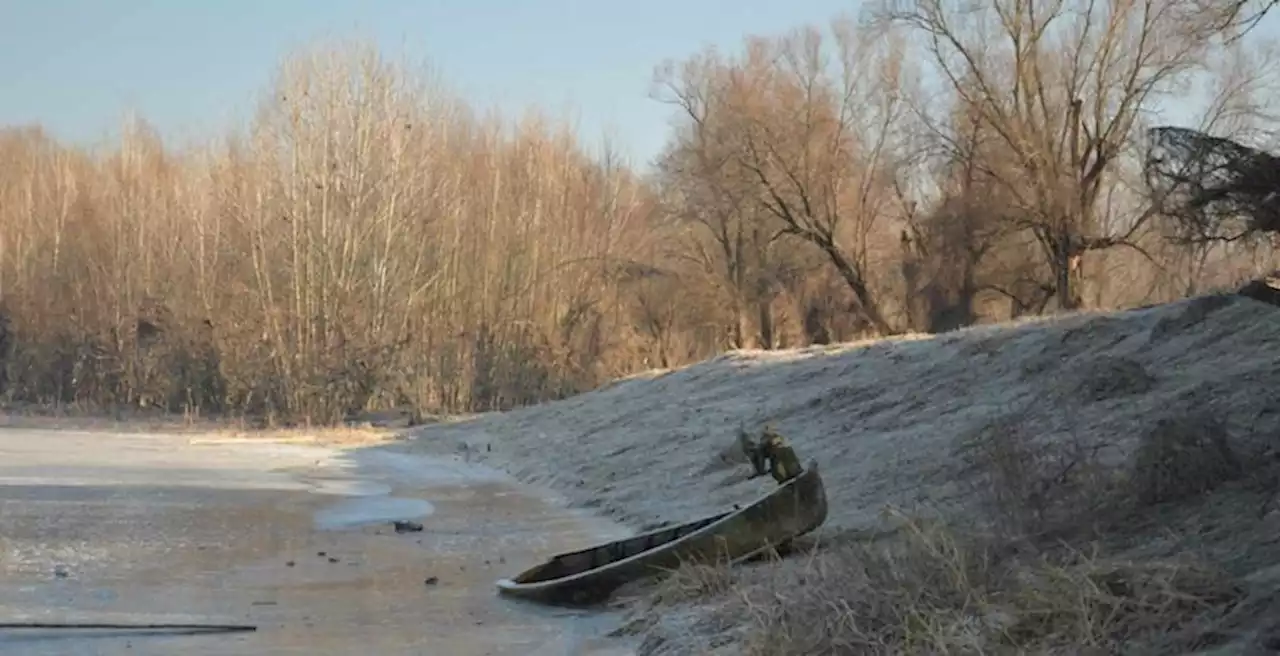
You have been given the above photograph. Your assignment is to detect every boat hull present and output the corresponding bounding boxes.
[495,462,828,606]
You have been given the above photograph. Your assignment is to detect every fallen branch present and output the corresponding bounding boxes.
[0,621,258,635]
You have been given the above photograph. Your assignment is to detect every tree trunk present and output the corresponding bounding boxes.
[821,241,892,335]
[757,298,775,349]
[1050,230,1084,312]
[1054,258,1075,310]
[728,296,746,349]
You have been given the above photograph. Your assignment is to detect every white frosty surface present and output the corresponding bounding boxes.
[396,294,1280,536]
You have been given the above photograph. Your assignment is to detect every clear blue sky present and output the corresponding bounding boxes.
[1,1,1275,169]
[0,0,855,169]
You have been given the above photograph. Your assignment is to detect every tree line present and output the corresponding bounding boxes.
[1,2,1277,424]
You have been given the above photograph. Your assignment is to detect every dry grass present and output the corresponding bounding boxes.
[650,561,740,606]
[630,512,1246,656]
[1129,412,1244,506]
[1062,356,1157,403]
[189,425,402,448]
[626,399,1274,655]
[392,289,1280,654]
[951,409,1122,540]
[0,403,404,447]
[726,406,1257,655]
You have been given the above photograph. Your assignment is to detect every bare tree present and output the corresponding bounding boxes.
[1136,36,1280,295]
[0,40,670,423]
[651,49,798,349]
[899,97,1045,328]
[7,22,1274,425]
[876,0,1264,310]
[655,19,914,335]
[1194,0,1279,39]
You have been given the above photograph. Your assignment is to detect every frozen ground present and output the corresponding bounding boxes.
[394,291,1280,653]
[0,428,636,655]
[4,290,1276,654]
[399,293,1280,538]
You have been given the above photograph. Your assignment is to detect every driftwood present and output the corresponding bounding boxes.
[1144,126,1280,243]
[0,621,257,635]
[1237,273,1280,307]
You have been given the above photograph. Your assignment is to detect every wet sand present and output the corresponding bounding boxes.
[0,429,636,655]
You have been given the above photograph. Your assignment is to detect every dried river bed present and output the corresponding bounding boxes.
[0,429,637,655]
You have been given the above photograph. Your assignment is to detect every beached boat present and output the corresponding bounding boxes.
[494,461,828,606]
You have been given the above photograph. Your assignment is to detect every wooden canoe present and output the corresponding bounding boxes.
[494,460,828,606]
